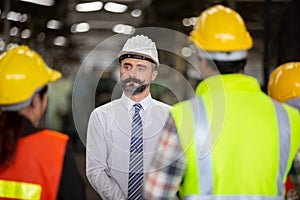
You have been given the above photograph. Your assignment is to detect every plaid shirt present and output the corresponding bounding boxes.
[144,115,186,199]
[288,149,300,200]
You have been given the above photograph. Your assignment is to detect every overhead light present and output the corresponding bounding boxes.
[19,14,28,22]
[182,17,198,27]
[112,24,135,35]
[104,2,127,13]
[9,27,19,36]
[182,18,190,27]
[131,9,142,18]
[7,11,28,22]
[54,36,67,46]
[20,0,55,6]
[190,17,198,25]
[6,43,19,51]
[47,19,63,30]
[181,47,192,57]
[0,40,5,51]
[7,11,21,22]
[112,0,135,2]
[76,1,103,12]
[71,22,90,33]
[21,29,31,39]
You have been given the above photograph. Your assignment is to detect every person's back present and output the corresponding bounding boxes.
[0,127,68,199]
[144,5,300,199]
[172,73,300,195]
[0,46,86,200]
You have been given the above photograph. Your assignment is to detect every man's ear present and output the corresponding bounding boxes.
[30,94,40,108]
[151,69,158,81]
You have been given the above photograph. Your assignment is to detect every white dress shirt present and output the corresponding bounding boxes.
[86,93,172,200]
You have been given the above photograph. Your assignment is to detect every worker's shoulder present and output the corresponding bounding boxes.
[23,129,69,143]
[282,103,300,121]
[171,99,192,110]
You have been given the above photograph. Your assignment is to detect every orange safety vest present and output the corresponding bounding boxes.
[0,129,68,200]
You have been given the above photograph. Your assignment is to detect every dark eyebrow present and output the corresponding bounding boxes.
[121,62,132,67]
[122,62,148,68]
[122,62,133,66]
[136,64,147,68]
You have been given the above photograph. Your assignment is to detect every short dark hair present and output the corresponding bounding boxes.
[37,85,48,99]
[207,59,247,74]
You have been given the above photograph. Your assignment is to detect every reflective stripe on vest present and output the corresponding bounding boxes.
[190,97,213,194]
[0,180,41,200]
[272,100,290,195]
[184,97,290,199]
[0,130,68,200]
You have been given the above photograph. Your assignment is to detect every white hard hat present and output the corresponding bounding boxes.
[118,35,159,67]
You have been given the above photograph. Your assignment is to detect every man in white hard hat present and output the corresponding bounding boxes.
[86,35,172,200]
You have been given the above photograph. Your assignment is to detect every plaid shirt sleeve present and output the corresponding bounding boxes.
[289,148,300,192]
[144,115,187,200]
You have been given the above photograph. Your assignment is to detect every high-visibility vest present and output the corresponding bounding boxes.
[0,129,68,200]
[170,74,300,200]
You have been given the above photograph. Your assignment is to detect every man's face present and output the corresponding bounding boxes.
[120,58,158,95]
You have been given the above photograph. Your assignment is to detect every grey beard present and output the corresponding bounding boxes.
[122,83,149,95]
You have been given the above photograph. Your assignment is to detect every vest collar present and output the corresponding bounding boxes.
[196,74,261,96]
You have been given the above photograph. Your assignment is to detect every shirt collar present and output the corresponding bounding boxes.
[121,93,153,111]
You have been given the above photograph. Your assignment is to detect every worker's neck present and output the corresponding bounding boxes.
[232,69,244,74]
[19,108,40,128]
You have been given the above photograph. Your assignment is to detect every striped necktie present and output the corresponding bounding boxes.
[128,103,144,200]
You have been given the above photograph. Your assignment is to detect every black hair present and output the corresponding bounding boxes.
[38,86,48,99]
[206,59,247,74]
[0,85,48,170]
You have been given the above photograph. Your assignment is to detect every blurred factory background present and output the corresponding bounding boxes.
[1,0,300,199]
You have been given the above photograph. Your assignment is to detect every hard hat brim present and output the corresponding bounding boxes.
[46,66,62,82]
[118,51,159,66]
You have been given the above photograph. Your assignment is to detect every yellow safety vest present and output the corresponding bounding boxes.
[170,74,300,200]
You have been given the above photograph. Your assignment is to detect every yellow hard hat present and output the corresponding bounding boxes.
[190,4,253,52]
[0,45,61,106]
[268,62,300,102]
